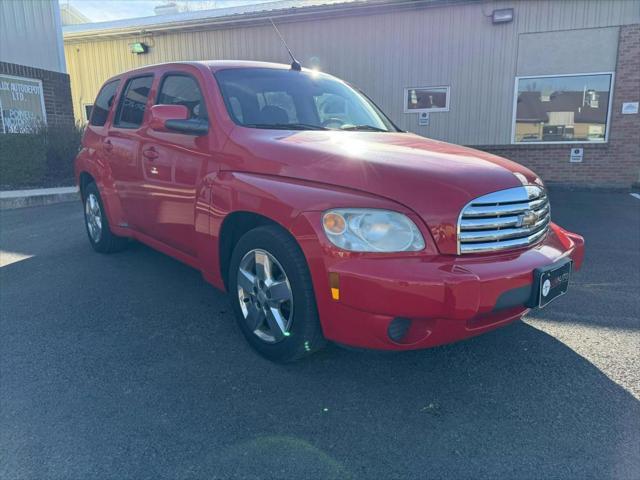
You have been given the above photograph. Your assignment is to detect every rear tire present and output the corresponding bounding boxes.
[228,225,326,362]
[83,182,128,253]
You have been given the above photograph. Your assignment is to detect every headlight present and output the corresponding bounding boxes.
[322,209,425,252]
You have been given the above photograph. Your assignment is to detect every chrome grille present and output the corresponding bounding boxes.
[457,185,550,254]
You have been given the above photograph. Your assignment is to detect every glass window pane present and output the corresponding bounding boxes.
[157,75,208,119]
[214,68,396,131]
[263,91,298,122]
[405,87,449,111]
[115,76,153,128]
[90,80,119,126]
[514,74,612,143]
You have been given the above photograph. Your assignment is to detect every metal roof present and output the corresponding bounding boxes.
[63,0,455,39]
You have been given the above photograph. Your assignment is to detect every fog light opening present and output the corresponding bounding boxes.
[387,317,412,343]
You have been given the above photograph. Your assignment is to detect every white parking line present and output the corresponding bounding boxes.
[631,193,640,200]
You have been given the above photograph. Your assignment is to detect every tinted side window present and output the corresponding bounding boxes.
[114,76,153,128]
[90,80,120,126]
[157,75,208,120]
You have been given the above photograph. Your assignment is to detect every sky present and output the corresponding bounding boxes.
[519,74,612,94]
[59,0,276,22]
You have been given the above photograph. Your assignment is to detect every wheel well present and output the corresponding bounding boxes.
[79,172,95,200]
[219,211,284,289]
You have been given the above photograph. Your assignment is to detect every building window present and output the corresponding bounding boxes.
[513,73,614,144]
[404,86,450,113]
[83,104,93,122]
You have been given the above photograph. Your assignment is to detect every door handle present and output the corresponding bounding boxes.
[103,139,113,152]
[143,147,159,160]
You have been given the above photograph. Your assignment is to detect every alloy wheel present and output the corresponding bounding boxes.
[85,193,103,243]
[236,249,294,343]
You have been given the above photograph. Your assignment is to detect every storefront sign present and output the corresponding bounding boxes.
[0,74,47,134]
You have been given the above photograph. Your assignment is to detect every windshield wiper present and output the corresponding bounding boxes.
[340,124,388,132]
[245,123,328,131]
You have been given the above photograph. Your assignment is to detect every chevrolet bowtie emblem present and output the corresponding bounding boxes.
[517,209,538,228]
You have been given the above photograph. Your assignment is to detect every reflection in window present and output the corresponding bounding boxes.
[115,76,153,128]
[215,68,395,131]
[514,73,613,143]
[257,91,298,123]
[404,86,449,112]
[157,75,207,120]
[90,80,119,127]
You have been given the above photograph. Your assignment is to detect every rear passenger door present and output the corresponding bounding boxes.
[107,75,154,230]
[137,73,211,256]
[83,78,119,188]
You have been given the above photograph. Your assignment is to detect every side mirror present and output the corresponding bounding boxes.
[149,104,188,131]
[149,104,208,136]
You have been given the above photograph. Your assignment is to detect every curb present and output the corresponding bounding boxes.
[0,187,79,210]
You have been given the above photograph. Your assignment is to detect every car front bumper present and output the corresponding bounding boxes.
[293,214,585,351]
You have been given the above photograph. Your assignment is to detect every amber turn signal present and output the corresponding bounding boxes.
[329,272,340,300]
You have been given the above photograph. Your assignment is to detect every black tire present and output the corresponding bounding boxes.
[228,225,326,362]
[83,182,128,253]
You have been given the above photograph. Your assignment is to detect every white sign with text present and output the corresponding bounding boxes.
[0,74,47,134]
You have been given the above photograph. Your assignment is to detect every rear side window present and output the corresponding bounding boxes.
[114,75,153,128]
[157,74,208,120]
[90,80,120,126]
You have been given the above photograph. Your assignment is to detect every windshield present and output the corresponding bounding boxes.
[214,68,397,132]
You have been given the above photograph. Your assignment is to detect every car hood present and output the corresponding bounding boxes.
[222,130,541,254]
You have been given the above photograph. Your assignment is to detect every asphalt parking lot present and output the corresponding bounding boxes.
[1,189,639,479]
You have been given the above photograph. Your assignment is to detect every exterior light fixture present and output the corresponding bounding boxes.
[129,42,149,54]
[492,8,514,24]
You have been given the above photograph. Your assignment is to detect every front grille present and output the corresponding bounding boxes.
[457,185,550,254]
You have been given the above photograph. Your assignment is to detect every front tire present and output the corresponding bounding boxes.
[83,182,128,253]
[228,225,326,362]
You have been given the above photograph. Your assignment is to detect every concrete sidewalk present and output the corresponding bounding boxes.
[0,186,79,210]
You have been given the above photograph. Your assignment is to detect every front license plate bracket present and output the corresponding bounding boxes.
[527,258,572,308]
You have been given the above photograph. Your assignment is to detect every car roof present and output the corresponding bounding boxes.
[204,60,294,72]
[104,60,309,84]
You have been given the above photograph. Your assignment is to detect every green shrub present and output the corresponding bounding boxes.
[0,131,47,188]
[0,123,83,189]
[44,123,84,184]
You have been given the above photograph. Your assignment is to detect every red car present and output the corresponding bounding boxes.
[75,61,584,362]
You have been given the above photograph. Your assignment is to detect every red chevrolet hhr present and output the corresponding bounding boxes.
[75,61,584,361]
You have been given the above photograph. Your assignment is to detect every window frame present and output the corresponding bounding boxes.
[113,74,154,129]
[155,72,209,120]
[511,71,615,145]
[403,85,450,114]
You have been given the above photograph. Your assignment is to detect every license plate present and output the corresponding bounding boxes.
[533,259,572,308]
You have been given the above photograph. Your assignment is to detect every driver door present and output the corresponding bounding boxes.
[137,73,211,256]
